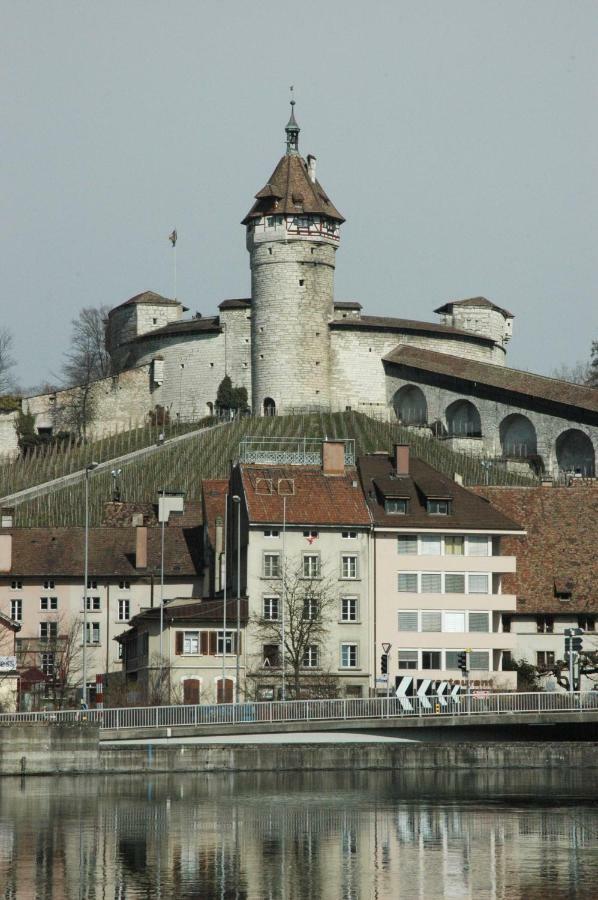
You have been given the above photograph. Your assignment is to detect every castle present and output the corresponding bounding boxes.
[23,104,598,477]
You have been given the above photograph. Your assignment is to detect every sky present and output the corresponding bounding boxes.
[2,1,597,390]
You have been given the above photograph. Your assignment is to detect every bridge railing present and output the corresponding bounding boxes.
[0,690,596,730]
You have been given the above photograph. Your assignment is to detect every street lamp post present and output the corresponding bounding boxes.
[281,495,286,701]
[82,461,99,707]
[232,495,241,703]
[159,487,166,692]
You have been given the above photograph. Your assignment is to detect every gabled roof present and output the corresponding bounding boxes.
[132,316,221,343]
[239,465,370,527]
[218,298,252,311]
[330,315,496,345]
[434,297,514,318]
[358,453,523,532]
[242,154,344,225]
[120,598,248,637]
[383,345,598,416]
[2,527,203,577]
[109,291,188,314]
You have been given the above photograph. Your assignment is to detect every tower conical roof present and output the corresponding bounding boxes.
[242,154,344,225]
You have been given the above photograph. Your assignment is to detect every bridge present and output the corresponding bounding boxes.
[2,691,597,744]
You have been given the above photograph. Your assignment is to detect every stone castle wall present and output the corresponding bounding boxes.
[0,412,19,460]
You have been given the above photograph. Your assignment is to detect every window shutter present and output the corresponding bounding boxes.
[398,611,418,631]
[421,611,442,632]
[175,632,183,655]
[200,631,209,655]
[209,631,217,655]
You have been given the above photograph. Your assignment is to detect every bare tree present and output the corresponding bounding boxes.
[0,327,15,394]
[551,360,592,385]
[248,559,340,700]
[61,306,111,439]
[588,340,598,388]
[18,614,83,709]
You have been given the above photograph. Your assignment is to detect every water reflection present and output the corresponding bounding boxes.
[0,769,596,899]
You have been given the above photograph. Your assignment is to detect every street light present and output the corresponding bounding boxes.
[232,495,241,703]
[82,461,99,707]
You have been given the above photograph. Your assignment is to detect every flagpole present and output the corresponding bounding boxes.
[173,242,177,300]
[169,228,178,300]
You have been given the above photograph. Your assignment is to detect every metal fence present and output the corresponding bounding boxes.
[0,691,596,731]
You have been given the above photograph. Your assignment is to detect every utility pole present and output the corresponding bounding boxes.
[82,462,98,708]
[232,495,241,702]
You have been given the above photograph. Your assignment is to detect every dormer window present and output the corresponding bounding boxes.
[427,499,451,515]
[385,498,408,515]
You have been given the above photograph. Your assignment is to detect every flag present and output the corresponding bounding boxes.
[169,229,177,247]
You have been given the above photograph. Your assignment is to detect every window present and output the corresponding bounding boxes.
[398,650,418,670]
[119,580,130,590]
[303,555,320,578]
[10,599,22,622]
[11,580,22,590]
[398,573,418,592]
[118,599,130,622]
[184,631,199,654]
[467,535,489,556]
[427,500,450,515]
[421,611,442,632]
[444,573,465,594]
[264,529,279,538]
[385,498,408,515]
[43,579,55,589]
[502,615,512,633]
[40,597,58,611]
[445,651,461,669]
[578,616,595,632]
[340,643,358,668]
[341,597,358,622]
[421,651,442,669]
[420,535,441,556]
[40,622,58,641]
[536,615,554,634]
[263,554,281,578]
[217,630,237,654]
[303,645,319,668]
[421,573,442,593]
[341,555,358,579]
[302,598,319,621]
[41,653,54,676]
[469,612,490,633]
[263,596,279,621]
[398,611,418,631]
[468,574,489,594]
[397,535,417,555]
[342,531,357,540]
[445,535,464,556]
[263,644,280,668]
[444,611,466,633]
[85,622,100,645]
[303,529,319,540]
[469,651,490,671]
[537,651,555,668]
[87,579,98,590]
[84,596,101,611]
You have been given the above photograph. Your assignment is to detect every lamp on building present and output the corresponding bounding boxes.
[82,461,99,707]
[232,495,241,702]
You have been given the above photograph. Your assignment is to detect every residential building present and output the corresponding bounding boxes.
[117,597,248,705]
[358,445,524,694]
[473,482,598,688]
[224,439,373,699]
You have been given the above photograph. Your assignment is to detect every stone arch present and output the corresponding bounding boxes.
[499,413,537,458]
[393,385,428,426]
[263,397,276,417]
[445,400,482,437]
[555,429,595,476]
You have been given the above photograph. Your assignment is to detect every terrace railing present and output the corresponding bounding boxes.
[0,691,596,731]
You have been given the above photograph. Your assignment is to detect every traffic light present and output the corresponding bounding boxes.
[381,654,388,675]
[572,635,583,653]
[565,628,584,655]
[457,652,467,673]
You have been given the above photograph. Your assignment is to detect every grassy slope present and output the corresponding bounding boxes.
[9,412,536,527]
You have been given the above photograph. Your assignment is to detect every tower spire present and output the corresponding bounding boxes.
[285,86,300,155]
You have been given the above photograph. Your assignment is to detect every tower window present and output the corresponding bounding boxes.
[209,362,214,368]
[315,361,320,366]
[260,354,264,360]
[268,248,273,255]
[299,279,304,286]
[152,318,158,325]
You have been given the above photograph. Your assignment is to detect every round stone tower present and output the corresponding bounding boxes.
[242,102,345,415]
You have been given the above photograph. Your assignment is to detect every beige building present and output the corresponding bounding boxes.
[358,446,524,696]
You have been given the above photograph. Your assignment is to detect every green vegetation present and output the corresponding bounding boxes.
[4,411,537,527]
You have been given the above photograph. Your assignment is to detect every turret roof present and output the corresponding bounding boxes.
[242,153,344,225]
[434,297,514,318]
[109,291,188,315]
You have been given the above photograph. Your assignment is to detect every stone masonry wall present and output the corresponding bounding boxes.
[220,307,252,405]
[0,411,19,460]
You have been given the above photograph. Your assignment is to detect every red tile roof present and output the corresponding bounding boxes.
[239,465,370,527]
[109,291,188,314]
[434,297,514,318]
[201,479,228,551]
[242,154,344,224]
[472,484,598,613]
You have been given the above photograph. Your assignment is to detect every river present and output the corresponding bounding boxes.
[0,768,596,898]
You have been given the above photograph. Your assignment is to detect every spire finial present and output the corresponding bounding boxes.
[285,86,300,155]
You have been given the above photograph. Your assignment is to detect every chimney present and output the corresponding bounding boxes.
[395,444,410,476]
[454,473,463,485]
[322,441,345,476]
[0,534,12,573]
[307,154,317,183]
[135,526,148,569]
[1,507,14,528]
